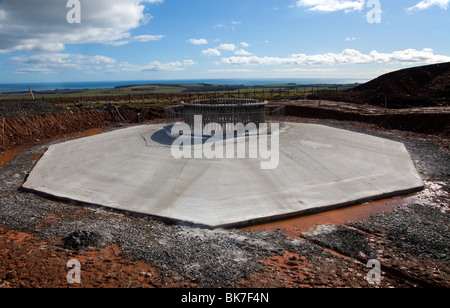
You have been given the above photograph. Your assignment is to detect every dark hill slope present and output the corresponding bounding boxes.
[317,62,450,108]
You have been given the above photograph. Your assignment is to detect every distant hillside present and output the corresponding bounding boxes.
[316,62,450,108]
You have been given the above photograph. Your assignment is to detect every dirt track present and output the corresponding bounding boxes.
[0,100,449,289]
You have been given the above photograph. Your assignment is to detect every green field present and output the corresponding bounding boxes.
[1,82,360,108]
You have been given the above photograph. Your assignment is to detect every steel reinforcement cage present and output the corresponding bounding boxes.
[165,98,285,131]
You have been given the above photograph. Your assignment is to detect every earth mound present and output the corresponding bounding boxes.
[316,62,450,108]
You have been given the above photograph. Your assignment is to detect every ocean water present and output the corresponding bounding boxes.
[0,78,367,94]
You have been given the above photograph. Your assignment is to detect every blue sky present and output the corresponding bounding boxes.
[0,0,449,83]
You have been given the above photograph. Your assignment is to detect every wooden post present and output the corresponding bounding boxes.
[28,86,35,100]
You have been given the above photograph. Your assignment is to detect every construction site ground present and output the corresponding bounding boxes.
[0,99,449,289]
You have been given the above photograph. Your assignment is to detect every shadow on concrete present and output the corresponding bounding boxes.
[149,126,178,146]
[149,125,216,146]
[149,124,272,147]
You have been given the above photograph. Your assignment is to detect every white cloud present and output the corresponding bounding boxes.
[9,52,195,74]
[111,34,165,46]
[345,37,358,41]
[102,58,195,72]
[10,53,117,74]
[295,0,365,13]
[240,42,250,48]
[272,68,337,73]
[139,61,192,72]
[234,49,253,56]
[183,59,196,66]
[202,44,237,56]
[368,48,450,64]
[217,44,236,51]
[202,48,222,56]
[133,35,165,42]
[407,0,450,12]
[221,48,450,66]
[0,0,164,53]
[187,38,208,45]
[209,69,253,73]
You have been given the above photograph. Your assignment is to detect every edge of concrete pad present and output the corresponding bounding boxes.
[21,183,424,229]
[224,185,425,229]
[19,185,220,230]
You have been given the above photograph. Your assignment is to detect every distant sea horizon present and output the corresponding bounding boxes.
[0,78,368,94]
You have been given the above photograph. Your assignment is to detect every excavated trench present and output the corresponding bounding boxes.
[0,102,164,149]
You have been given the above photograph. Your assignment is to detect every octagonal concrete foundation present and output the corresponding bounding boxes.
[22,123,424,228]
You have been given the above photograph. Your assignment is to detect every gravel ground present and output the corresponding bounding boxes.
[0,119,449,288]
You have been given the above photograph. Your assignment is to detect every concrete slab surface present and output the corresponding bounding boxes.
[23,123,424,228]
